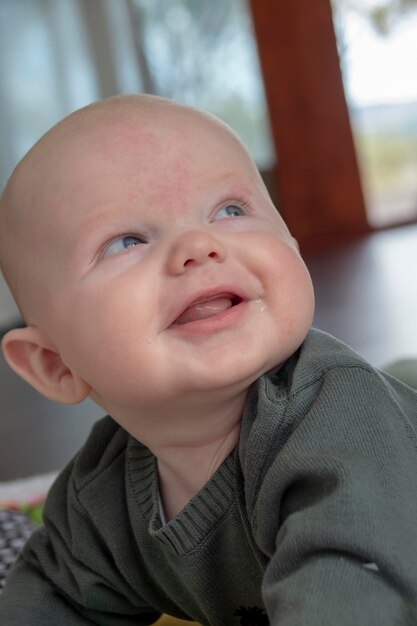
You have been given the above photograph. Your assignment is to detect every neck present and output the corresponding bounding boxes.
[156,419,240,520]
[150,389,247,520]
[95,385,250,520]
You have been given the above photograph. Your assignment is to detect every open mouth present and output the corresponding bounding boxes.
[172,294,243,326]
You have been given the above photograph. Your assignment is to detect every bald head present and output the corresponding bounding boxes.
[0,94,262,325]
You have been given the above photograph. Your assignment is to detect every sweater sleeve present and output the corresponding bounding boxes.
[254,366,417,625]
[0,461,161,625]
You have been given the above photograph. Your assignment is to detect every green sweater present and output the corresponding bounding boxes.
[1,329,417,625]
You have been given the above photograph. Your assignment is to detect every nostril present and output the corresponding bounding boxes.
[182,251,217,268]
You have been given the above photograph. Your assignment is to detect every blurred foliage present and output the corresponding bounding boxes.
[130,0,246,104]
[331,1,417,225]
[356,132,417,192]
[332,0,417,35]
[129,0,274,167]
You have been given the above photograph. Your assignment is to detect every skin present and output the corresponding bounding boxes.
[0,96,314,519]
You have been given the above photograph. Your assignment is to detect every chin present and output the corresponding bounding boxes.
[191,353,278,395]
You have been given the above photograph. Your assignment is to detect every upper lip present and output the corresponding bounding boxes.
[167,286,246,327]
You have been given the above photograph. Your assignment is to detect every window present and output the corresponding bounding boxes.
[332,0,417,227]
[129,0,274,170]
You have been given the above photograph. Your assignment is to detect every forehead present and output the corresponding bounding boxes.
[37,107,258,225]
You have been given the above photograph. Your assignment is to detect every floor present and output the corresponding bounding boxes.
[1,223,417,482]
[307,223,417,367]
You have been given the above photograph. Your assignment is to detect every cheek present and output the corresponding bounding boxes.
[258,238,315,335]
[276,253,314,309]
[51,278,158,381]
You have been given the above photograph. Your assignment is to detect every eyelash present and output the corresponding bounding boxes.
[99,233,147,260]
[213,199,251,219]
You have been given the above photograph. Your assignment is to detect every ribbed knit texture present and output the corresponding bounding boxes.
[1,329,417,625]
[127,442,236,554]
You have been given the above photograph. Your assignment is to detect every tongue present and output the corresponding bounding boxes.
[174,297,233,325]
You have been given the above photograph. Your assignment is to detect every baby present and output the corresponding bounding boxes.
[0,94,416,626]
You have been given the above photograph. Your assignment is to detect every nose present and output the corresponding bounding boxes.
[166,230,227,275]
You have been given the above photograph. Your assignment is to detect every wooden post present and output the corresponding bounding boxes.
[249,0,370,252]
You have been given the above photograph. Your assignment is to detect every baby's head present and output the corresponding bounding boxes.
[0,95,314,433]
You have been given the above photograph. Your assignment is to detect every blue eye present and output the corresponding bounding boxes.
[214,204,246,220]
[103,235,145,258]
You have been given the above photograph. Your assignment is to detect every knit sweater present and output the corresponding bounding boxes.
[1,329,417,625]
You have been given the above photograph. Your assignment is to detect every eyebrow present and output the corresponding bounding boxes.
[213,172,262,199]
[75,206,124,239]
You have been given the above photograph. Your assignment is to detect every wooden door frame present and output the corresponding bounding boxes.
[249,0,371,253]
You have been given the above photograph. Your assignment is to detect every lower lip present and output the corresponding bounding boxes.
[168,300,249,336]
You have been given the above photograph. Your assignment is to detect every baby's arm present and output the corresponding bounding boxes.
[0,461,161,625]
[0,558,158,625]
[255,366,417,625]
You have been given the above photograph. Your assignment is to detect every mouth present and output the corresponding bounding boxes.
[170,292,244,327]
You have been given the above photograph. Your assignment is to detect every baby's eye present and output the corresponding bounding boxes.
[214,204,247,220]
[103,235,146,258]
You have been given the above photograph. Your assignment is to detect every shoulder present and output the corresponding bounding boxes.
[242,329,374,431]
[247,328,417,434]
[289,328,373,389]
[290,329,417,421]
[239,331,417,550]
[256,327,412,412]
[71,415,130,490]
[239,330,417,509]
[45,415,130,509]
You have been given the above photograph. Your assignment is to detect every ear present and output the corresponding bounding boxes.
[1,326,91,404]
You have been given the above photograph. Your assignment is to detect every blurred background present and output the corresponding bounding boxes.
[1,0,417,481]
